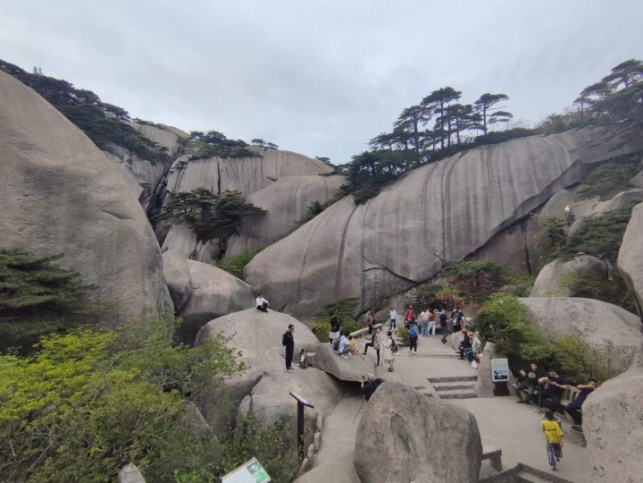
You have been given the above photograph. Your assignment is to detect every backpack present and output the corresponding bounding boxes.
[333,337,341,351]
[390,339,398,353]
[282,332,288,346]
[409,325,418,338]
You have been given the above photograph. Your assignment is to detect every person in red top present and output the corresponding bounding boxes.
[405,306,415,326]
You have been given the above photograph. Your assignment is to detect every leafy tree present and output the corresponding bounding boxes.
[314,156,333,167]
[188,131,257,160]
[395,105,428,160]
[602,59,643,89]
[369,132,396,151]
[422,87,462,149]
[251,138,266,147]
[442,260,505,302]
[159,189,267,243]
[474,93,511,134]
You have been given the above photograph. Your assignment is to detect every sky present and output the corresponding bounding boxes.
[1,0,642,163]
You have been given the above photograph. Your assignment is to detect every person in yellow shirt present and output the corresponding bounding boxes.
[541,410,564,471]
[348,335,356,355]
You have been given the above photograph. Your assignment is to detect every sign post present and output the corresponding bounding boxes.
[491,357,510,396]
[221,457,270,483]
[290,393,314,457]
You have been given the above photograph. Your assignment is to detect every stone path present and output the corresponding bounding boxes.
[298,331,589,482]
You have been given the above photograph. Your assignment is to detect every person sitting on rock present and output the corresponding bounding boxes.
[539,370,567,412]
[565,379,597,425]
[336,331,353,359]
[458,330,472,360]
[464,317,475,332]
[299,348,310,369]
[465,331,481,363]
[363,328,381,366]
[515,362,545,405]
[256,294,269,312]
[383,330,396,372]
[361,374,382,402]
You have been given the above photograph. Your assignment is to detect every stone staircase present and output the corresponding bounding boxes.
[428,375,478,399]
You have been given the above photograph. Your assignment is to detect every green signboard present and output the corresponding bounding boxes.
[221,458,271,483]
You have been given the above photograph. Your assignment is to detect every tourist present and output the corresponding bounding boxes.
[542,410,564,471]
[361,374,382,402]
[329,313,340,344]
[452,307,463,332]
[299,348,310,369]
[367,311,375,335]
[408,322,418,354]
[389,307,397,330]
[256,293,269,312]
[458,330,471,360]
[428,309,437,336]
[515,363,545,405]
[464,317,475,332]
[419,308,429,337]
[439,310,449,344]
[565,379,598,425]
[466,331,481,363]
[336,331,353,359]
[405,305,415,326]
[383,330,396,372]
[539,370,567,412]
[348,335,356,355]
[283,324,295,373]
[363,328,381,366]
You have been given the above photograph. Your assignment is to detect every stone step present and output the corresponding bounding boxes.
[516,471,552,483]
[436,389,478,399]
[428,375,478,383]
[433,382,475,391]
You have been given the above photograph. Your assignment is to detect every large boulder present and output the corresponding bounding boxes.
[0,70,172,317]
[309,344,376,382]
[583,343,643,482]
[354,382,482,483]
[131,122,183,157]
[162,251,192,312]
[618,202,643,321]
[195,309,341,439]
[630,170,643,189]
[178,260,254,343]
[569,188,643,236]
[521,297,642,356]
[161,223,219,264]
[225,175,345,257]
[530,255,607,297]
[246,128,643,318]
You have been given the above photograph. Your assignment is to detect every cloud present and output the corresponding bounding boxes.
[1,0,642,163]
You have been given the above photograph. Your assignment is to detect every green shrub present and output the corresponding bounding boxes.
[311,319,331,342]
[397,326,410,347]
[551,335,636,385]
[442,260,505,302]
[475,294,550,370]
[559,268,638,313]
[577,158,641,197]
[218,246,267,280]
[564,202,639,262]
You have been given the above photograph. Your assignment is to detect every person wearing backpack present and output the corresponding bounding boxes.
[408,323,419,354]
[383,330,397,372]
[282,324,295,373]
[329,313,340,345]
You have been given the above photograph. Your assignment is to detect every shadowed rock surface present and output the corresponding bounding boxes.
[309,344,376,382]
[618,202,643,321]
[177,260,254,343]
[246,128,643,318]
[162,251,192,312]
[530,255,607,297]
[0,70,172,317]
[354,381,482,483]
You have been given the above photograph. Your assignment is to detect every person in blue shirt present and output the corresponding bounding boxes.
[565,379,598,425]
[408,323,418,354]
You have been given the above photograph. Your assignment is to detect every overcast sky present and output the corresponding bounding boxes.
[1,0,642,163]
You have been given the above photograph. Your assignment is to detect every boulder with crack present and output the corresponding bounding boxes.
[618,202,643,321]
[354,381,482,483]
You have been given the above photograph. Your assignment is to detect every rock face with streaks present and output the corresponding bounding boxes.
[618,202,643,321]
[226,175,345,256]
[0,71,172,317]
[245,128,643,318]
[160,149,338,261]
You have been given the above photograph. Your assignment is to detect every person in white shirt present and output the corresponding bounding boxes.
[256,294,269,312]
[389,308,397,330]
[419,309,429,337]
[336,331,353,359]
